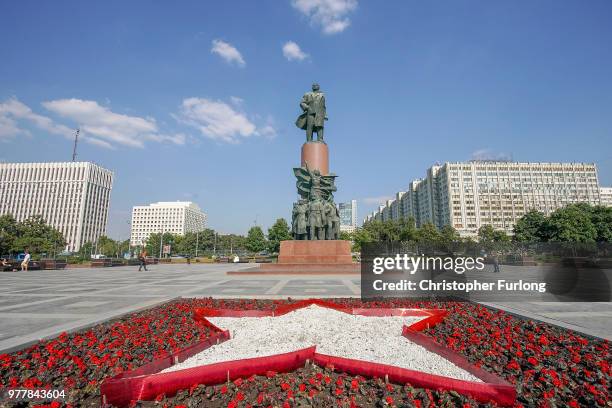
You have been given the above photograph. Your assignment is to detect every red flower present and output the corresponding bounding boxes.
[506,360,520,371]
[385,396,394,405]
[527,357,538,366]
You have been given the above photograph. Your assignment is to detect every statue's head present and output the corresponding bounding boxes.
[313,169,321,176]
[312,83,320,92]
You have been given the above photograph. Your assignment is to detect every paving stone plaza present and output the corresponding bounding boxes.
[1,264,611,354]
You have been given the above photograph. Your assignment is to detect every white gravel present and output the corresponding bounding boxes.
[164,305,480,382]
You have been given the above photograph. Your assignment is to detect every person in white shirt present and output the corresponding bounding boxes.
[21,250,31,271]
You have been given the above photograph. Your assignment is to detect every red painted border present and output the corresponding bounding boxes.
[101,299,515,407]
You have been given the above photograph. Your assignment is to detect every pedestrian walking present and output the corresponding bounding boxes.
[21,249,31,271]
[138,248,148,271]
[492,252,500,273]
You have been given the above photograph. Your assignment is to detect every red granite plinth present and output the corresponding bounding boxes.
[227,240,359,275]
[301,142,329,175]
[277,240,352,264]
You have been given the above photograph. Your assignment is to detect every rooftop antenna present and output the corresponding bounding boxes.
[72,128,80,162]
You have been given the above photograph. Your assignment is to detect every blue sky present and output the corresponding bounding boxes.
[1,0,611,239]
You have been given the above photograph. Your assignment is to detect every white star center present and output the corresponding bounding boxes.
[165,305,481,382]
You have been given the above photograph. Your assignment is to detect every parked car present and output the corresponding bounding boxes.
[91,254,107,259]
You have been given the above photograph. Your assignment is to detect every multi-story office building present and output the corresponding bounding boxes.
[130,201,207,246]
[0,162,114,252]
[601,187,612,207]
[368,161,602,237]
[338,200,357,233]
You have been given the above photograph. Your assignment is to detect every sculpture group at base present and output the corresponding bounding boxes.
[291,195,340,241]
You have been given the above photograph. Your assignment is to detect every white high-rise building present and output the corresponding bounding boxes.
[130,201,207,246]
[601,187,612,207]
[370,161,602,237]
[0,162,114,252]
[338,200,357,233]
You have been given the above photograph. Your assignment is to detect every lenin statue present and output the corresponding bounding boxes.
[296,83,327,143]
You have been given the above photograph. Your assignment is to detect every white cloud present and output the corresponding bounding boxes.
[362,195,393,205]
[229,96,244,106]
[0,97,74,140]
[282,41,309,61]
[211,39,246,67]
[292,0,358,34]
[0,97,184,149]
[176,97,277,143]
[471,148,512,161]
[42,98,185,148]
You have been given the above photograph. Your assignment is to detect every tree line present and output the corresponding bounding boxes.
[0,215,66,257]
[136,218,292,257]
[349,203,611,251]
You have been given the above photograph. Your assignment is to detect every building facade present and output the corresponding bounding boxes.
[0,162,114,252]
[366,161,602,237]
[338,200,357,233]
[601,187,612,207]
[130,201,207,246]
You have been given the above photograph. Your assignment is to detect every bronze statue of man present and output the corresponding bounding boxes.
[308,199,325,240]
[324,200,336,240]
[292,199,308,240]
[296,83,327,143]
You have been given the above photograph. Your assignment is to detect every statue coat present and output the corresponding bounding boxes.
[296,91,326,129]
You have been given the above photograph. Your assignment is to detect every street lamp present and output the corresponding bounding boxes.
[195,230,199,258]
[159,227,164,259]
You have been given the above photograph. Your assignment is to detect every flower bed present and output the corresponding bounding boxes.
[0,298,609,407]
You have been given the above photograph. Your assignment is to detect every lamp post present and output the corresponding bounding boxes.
[159,228,164,259]
[195,230,199,258]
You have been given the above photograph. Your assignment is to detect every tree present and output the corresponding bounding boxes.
[589,205,612,242]
[477,225,497,243]
[439,225,460,251]
[351,227,374,252]
[77,242,93,259]
[416,223,441,244]
[513,210,548,242]
[245,226,267,253]
[0,214,18,256]
[145,232,178,257]
[398,217,418,242]
[545,204,597,243]
[339,231,353,241]
[12,216,66,257]
[267,219,292,253]
[96,235,117,257]
[217,234,247,253]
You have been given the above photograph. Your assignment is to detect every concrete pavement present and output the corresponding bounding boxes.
[0,263,610,353]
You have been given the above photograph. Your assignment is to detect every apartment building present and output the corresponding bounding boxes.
[367,161,601,237]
